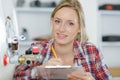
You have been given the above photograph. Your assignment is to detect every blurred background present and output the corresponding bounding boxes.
[0,0,120,80]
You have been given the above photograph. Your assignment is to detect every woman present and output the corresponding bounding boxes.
[14,0,111,80]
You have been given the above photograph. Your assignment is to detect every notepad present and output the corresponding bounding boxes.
[45,65,72,68]
[36,66,83,80]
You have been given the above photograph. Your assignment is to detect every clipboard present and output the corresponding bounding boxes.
[35,66,84,80]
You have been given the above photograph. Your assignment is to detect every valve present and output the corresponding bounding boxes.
[2,54,9,66]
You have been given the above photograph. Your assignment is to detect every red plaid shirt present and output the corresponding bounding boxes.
[13,40,111,80]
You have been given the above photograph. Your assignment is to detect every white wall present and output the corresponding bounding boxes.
[79,0,98,46]
[103,46,120,67]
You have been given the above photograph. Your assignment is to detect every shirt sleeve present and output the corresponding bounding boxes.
[13,61,41,80]
[93,46,112,80]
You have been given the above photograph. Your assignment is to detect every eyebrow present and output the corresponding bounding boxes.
[54,17,61,20]
[54,17,74,22]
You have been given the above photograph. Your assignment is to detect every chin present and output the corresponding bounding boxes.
[55,38,67,45]
[55,38,73,45]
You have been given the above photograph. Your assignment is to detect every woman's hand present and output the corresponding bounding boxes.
[42,58,63,66]
[33,58,63,79]
[67,69,95,80]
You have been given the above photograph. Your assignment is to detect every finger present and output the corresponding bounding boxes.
[71,67,85,75]
[68,72,92,80]
[68,73,83,79]
[51,61,63,66]
[74,72,94,80]
[67,74,82,80]
[51,58,63,63]
[47,58,63,66]
[85,72,95,80]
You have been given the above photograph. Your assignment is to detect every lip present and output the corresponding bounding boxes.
[56,33,67,39]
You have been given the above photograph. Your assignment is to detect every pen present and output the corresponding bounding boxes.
[51,45,57,58]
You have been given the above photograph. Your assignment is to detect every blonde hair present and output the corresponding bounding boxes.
[51,0,88,42]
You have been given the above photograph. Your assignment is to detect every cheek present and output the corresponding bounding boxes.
[68,29,79,37]
[52,26,58,35]
[68,30,76,37]
[52,24,59,32]
[67,25,79,34]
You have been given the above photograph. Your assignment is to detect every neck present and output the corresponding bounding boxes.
[54,41,74,57]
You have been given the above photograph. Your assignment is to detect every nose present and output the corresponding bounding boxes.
[59,23,66,32]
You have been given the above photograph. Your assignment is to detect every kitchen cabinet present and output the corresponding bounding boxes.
[99,10,120,67]
[99,10,120,46]
[109,67,120,77]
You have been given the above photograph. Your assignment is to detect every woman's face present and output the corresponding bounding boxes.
[52,7,80,45]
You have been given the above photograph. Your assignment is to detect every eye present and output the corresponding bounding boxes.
[55,20,61,24]
[69,22,74,26]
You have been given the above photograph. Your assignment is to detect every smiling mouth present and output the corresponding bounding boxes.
[57,33,67,39]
